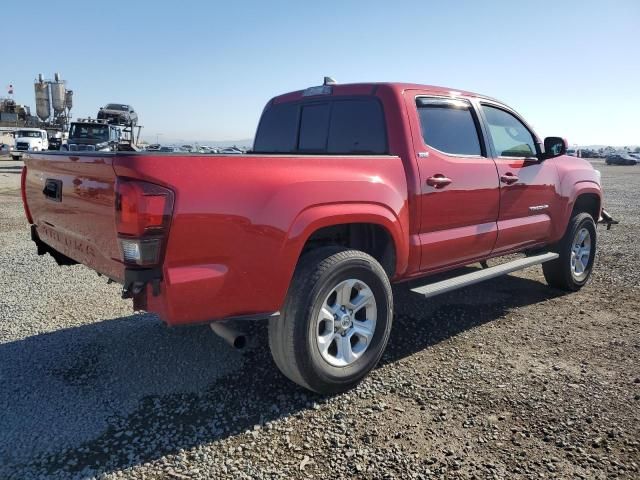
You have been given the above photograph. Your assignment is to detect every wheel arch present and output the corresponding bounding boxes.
[554,181,602,241]
[571,191,601,220]
[282,203,409,282]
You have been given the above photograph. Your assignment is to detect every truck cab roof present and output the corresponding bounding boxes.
[270,82,501,105]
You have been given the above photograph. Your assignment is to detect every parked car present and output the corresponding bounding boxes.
[1,143,14,154]
[605,153,638,165]
[219,146,244,154]
[159,146,187,153]
[48,136,63,150]
[97,103,138,126]
[566,148,578,157]
[20,81,613,394]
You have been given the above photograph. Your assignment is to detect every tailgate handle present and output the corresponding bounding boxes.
[43,179,63,202]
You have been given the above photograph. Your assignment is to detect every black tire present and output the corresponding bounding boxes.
[269,247,393,394]
[543,212,596,291]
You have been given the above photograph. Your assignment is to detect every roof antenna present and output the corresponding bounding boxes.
[323,76,337,86]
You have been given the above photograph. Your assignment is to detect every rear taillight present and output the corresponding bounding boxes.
[115,178,174,266]
[21,165,33,224]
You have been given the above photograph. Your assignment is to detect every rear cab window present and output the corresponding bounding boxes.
[253,97,387,155]
[253,103,299,153]
[415,97,483,156]
[298,104,330,152]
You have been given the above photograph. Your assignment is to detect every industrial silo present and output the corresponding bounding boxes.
[34,74,51,121]
[50,72,66,114]
[65,90,73,110]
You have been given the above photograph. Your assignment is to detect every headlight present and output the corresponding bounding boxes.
[594,169,601,185]
[95,142,111,151]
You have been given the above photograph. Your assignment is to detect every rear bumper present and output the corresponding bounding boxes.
[145,264,231,325]
[126,263,279,326]
[31,224,78,266]
[31,225,277,326]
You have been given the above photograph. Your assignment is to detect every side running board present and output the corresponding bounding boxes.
[410,252,559,298]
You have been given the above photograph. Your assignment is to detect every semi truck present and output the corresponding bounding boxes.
[12,128,49,159]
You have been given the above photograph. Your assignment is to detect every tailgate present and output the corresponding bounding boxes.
[24,152,124,281]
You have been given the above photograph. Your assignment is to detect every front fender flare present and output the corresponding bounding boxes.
[555,180,602,240]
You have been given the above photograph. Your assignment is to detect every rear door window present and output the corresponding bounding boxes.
[481,105,537,157]
[298,103,330,152]
[416,98,482,156]
[328,100,387,154]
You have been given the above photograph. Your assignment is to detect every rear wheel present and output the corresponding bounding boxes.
[269,247,393,394]
[543,212,596,291]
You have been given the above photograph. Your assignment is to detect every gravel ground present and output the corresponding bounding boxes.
[0,159,638,479]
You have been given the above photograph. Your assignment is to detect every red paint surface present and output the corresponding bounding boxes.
[22,83,602,325]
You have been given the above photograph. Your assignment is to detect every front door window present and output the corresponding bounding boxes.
[481,105,536,157]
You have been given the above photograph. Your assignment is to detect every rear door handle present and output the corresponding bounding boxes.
[426,175,452,188]
[500,173,519,185]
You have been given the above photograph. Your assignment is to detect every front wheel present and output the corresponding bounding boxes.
[543,212,596,291]
[269,247,393,394]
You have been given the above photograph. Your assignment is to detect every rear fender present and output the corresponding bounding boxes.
[279,202,409,287]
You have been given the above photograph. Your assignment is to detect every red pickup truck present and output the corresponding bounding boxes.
[21,80,610,394]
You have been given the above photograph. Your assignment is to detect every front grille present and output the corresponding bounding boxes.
[16,142,29,151]
[68,144,96,152]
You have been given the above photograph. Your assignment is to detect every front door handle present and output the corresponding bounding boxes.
[426,175,452,188]
[500,173,519,185]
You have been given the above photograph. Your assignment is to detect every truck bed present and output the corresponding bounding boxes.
[22,151,409,325]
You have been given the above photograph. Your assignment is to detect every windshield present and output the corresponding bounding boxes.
[16,130,41,138]
[105,104,128,111]
[69,123,109,141]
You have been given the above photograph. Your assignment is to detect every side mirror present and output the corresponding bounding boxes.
[543,137,567,159]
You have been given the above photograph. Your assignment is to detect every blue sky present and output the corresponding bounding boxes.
[4,0,639,145]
